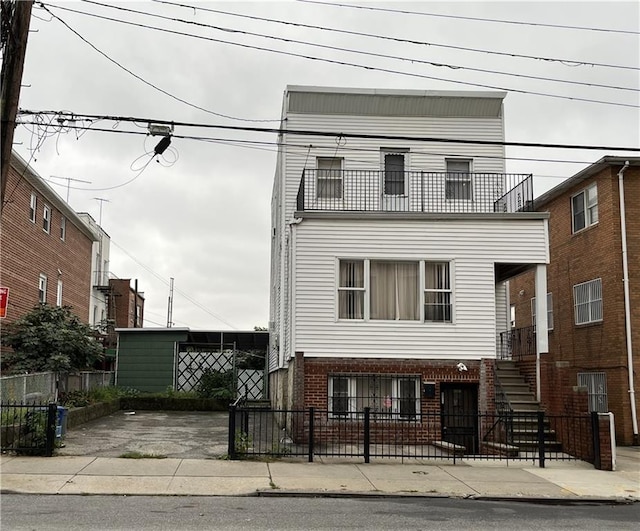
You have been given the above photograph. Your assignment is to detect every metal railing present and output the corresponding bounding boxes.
[297,170,534,214]
[0,402,57,456]
[228,406,595,467]
[498,326,536,361]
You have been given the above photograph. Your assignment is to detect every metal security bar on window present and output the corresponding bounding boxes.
[573,279,602,325]
[578,372,608,413]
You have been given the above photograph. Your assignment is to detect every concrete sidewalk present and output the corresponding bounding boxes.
[1,449,638,502]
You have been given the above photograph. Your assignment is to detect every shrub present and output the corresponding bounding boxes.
[197,369,234,400]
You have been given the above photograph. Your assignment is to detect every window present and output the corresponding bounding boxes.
[578,372,608,413]
[56,280,63,306]
[316,157,343,199]
[424,262,452,322]
[531,293,554,330]
[572,183,598,233]
[338,260,364,319]
[573,279,602,325]
[60,216,66,241]
[329,375,420,420]
[338,259,452,323]
[383,152,406,196]
[371,261,419,320]
[38,274,48,304]
[30,193,37,223]
[43,205,51,233]
[445,159,472,200]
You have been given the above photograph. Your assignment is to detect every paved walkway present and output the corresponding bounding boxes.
[1,447,638,502]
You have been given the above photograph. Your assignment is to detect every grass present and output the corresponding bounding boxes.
[119,451,167,459]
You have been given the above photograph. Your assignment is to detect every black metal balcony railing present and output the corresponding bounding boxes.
[296,170,533,214]
[498,326,536,361]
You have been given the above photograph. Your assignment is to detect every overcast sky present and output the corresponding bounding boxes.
[13,1,639,331]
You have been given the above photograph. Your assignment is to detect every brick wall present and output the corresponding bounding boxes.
[510,163,639,445]
[1,163,93,325]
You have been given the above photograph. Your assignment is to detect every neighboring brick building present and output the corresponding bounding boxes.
[1,152,97,325]
[510,157,639,445]
[109,278,144,329]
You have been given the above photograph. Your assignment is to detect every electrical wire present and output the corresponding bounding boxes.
[298,0,640,35]
[39,2,639,109]
[77,0,637,93]
[17,110,640,152]
[152,0,640,71]
[35,3,281,123]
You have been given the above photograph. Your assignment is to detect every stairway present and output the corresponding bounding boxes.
[495,360,562,453]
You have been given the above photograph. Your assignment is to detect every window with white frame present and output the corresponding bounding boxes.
[316,157,343,199]
[531,293,554,330]
[60,216,66,241]
[424,262,452,322]
[38,274,48,304]
[572,183,598,233]
[56,280,63,306]
[338,259,452,322]
[328,375,420,420]
[577,372,608,413]
[383,151,407,196]
[445,159,472,200]
[43,205,51,234]
[338,260,365,319]
[573,279,602,325]
[30,193,37,223]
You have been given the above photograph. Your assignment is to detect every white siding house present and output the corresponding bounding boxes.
[269,86,549,429]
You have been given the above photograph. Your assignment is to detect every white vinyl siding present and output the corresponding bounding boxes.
[294,218,547,360]
[573,279,602,325]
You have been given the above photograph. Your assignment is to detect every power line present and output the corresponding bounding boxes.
[35,4,280,123]
[39,2,639,109]
[18,110,640,152]
[152,0,640,71]
[77,0,637,93]
[298,0,640,35]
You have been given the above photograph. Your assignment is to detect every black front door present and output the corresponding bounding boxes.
[441,384,478,454]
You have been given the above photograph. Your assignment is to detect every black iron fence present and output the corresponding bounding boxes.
[228,406,597,468]
[296,170,534,214]
[0,402,57,456]
[498,326,536,361]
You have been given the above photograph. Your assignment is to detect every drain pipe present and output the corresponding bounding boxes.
[618,160,638,445]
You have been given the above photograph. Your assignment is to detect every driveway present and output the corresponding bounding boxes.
[57,410,230,459]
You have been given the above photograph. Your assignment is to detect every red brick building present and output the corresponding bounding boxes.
[1,152,97,325]
[510,157,639,445]
[109,278,144,329]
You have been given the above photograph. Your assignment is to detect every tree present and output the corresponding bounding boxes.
[1,304,103,373]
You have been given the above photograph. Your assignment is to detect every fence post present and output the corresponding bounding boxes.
[591,411,601,469]
[308,407,314,463]
[45,403,57,457]
[364,407,370,464]
[537,410,545,468]
[228,404,237,460]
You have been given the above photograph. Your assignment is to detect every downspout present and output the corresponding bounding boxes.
[289,218,303,363]
[618,161,638,444]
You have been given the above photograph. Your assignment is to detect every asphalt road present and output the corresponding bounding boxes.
[1,495,638,530]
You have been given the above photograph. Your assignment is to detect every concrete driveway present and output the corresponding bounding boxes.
[57,410,230,459]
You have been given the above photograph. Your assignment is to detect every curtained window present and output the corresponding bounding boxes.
[370,261,419,320]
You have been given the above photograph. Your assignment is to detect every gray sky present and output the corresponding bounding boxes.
[13,1,640,330]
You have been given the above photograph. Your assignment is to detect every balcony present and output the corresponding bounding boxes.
[93,271,111,291]
[296,170,533,214]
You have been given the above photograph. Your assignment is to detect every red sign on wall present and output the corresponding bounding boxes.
[0,287,9,319]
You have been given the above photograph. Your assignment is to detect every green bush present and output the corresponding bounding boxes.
[197,369,234,400]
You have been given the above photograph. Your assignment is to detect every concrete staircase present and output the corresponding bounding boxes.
[495,360,562,453]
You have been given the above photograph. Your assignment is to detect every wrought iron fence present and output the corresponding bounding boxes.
[498,326,536,361]
[297,170,534,214]
[0,402,57,456]
[228,406,596,468]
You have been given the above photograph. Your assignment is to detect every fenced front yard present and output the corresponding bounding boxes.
[229,406,607,468]
[0,371,114,403]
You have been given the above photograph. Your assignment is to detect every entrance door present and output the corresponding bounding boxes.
[382,152,408,211]
[441,384,478,453]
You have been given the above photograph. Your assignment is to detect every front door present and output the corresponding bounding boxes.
[382,152,408,211]
[441,383,478,454]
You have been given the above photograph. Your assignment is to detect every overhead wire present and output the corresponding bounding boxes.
[151,0,639,71]
[38,2,639,109]
[76,0,637,93]
[298,0,640,35]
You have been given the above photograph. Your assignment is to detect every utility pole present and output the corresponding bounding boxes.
[1,0,34,212]
[167,277,174,328]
